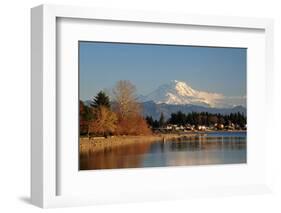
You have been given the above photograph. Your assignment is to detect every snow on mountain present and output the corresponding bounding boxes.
[140,80,245,108]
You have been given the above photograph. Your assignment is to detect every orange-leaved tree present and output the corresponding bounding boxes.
[89,105,118,137]
[112,80,151,135]
[79,100,94,137]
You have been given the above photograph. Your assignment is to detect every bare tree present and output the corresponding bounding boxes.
[112,80,151,135]
[112,80,140,119]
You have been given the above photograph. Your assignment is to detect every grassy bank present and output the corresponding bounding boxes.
[80,133,197,153]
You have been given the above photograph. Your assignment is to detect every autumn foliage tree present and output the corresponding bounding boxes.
[80,91,118,137]
[79,100,94,136]
[88,91,118,137]
[112,80,151,135]
[80,81,151,137]
[89,106,118,136]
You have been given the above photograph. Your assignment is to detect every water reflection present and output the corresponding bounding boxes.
[80,133,246,170]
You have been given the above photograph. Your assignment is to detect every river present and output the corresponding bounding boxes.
[80,132,246,170]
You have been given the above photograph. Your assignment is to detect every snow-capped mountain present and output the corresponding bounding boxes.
[139,80,246,108]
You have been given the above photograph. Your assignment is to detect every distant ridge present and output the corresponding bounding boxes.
[141,101,246,120]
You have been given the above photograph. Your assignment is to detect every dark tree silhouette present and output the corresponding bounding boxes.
[159,112,165,127]
[166,111,246,129]
[91,91,110,108]
[79,100,94,137]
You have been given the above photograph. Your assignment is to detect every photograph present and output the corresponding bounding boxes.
[79,41,247,170]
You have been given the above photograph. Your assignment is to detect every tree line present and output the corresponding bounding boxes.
[146,111,246,129]
[80,80,151,137]
[80,80,247,136]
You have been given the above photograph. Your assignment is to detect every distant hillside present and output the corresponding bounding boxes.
[141,101,246,120]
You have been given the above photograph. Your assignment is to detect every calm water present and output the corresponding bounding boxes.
[80,132,246,170]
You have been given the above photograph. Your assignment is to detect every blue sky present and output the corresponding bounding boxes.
[79,41,246,101]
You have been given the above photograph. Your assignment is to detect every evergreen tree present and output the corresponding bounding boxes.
[159,112,165,127]
[153,119,160,128]
[145,116,154,127]
[91,91,110,108]
[166,111,246,128]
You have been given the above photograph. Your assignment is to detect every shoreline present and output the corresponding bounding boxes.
[80,130,246,153]
[80,133,193,152]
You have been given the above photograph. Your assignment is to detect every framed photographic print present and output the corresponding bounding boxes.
[79,42,247,170]
[31,4,274,208]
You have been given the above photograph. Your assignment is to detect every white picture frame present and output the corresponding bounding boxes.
[31,4,274,208]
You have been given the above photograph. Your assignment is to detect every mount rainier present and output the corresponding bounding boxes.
[139,80,246,108]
